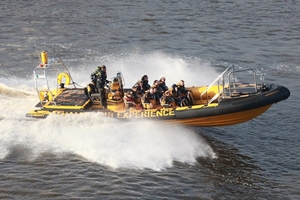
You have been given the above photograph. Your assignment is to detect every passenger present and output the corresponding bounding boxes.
[152,80,159,88]
[170,85,180,106]
[110,78,119,90]
[172,80,193,107]
[131,85,143,110]
[153,80,162,98]
[109,78,121,100]
[152,80,160,96]
[134,80,146,96]
[158,77,168,92]
[141,75,151,92]
[91,65,110,109]
[123,91,136,110]
[160,90,176,108]
[155,78,167,98]
[143,87,161,109]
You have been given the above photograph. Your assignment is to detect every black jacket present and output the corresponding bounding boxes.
[98,70,108,87]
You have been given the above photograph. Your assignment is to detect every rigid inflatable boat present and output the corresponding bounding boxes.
[26,52,290,126]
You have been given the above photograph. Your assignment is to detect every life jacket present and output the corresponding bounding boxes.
[107,81,121,100]
[124,95,135,103]
[98,70,107,86]
[91,69,101,80]
[161,95,176,108]
[110,81,120,91]
[124,94,136,109]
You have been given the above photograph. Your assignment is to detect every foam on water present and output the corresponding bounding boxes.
[1,113,216,170]
[0,52,217,170]
[0,110,216,170]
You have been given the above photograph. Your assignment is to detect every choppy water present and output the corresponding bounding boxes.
[0,1,299,199]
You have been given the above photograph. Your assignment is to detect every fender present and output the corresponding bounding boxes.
[57,72,71,86]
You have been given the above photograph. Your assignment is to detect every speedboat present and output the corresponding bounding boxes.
[26,51,290,126]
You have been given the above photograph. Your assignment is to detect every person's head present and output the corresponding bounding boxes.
[97,66,101,71]
[160,77,166,82]
[126,91,132,97]
[172,84,176,88]
[132,85,137,91]
[165,90,170,96]
[149,87,154,93]
[153,80,158,85]
[142,75,148,81]
[178,80,184,86]
[101,65,106,71]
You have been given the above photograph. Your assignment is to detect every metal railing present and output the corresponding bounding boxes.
[33,59,74,106]
[227,68,258,95]
[200,65,234,105]
[200,66,263,106]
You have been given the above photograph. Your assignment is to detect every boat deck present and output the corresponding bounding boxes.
[223,83,260,97]
[54,88,89,106]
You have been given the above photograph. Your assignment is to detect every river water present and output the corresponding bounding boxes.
[0,1,299,199]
